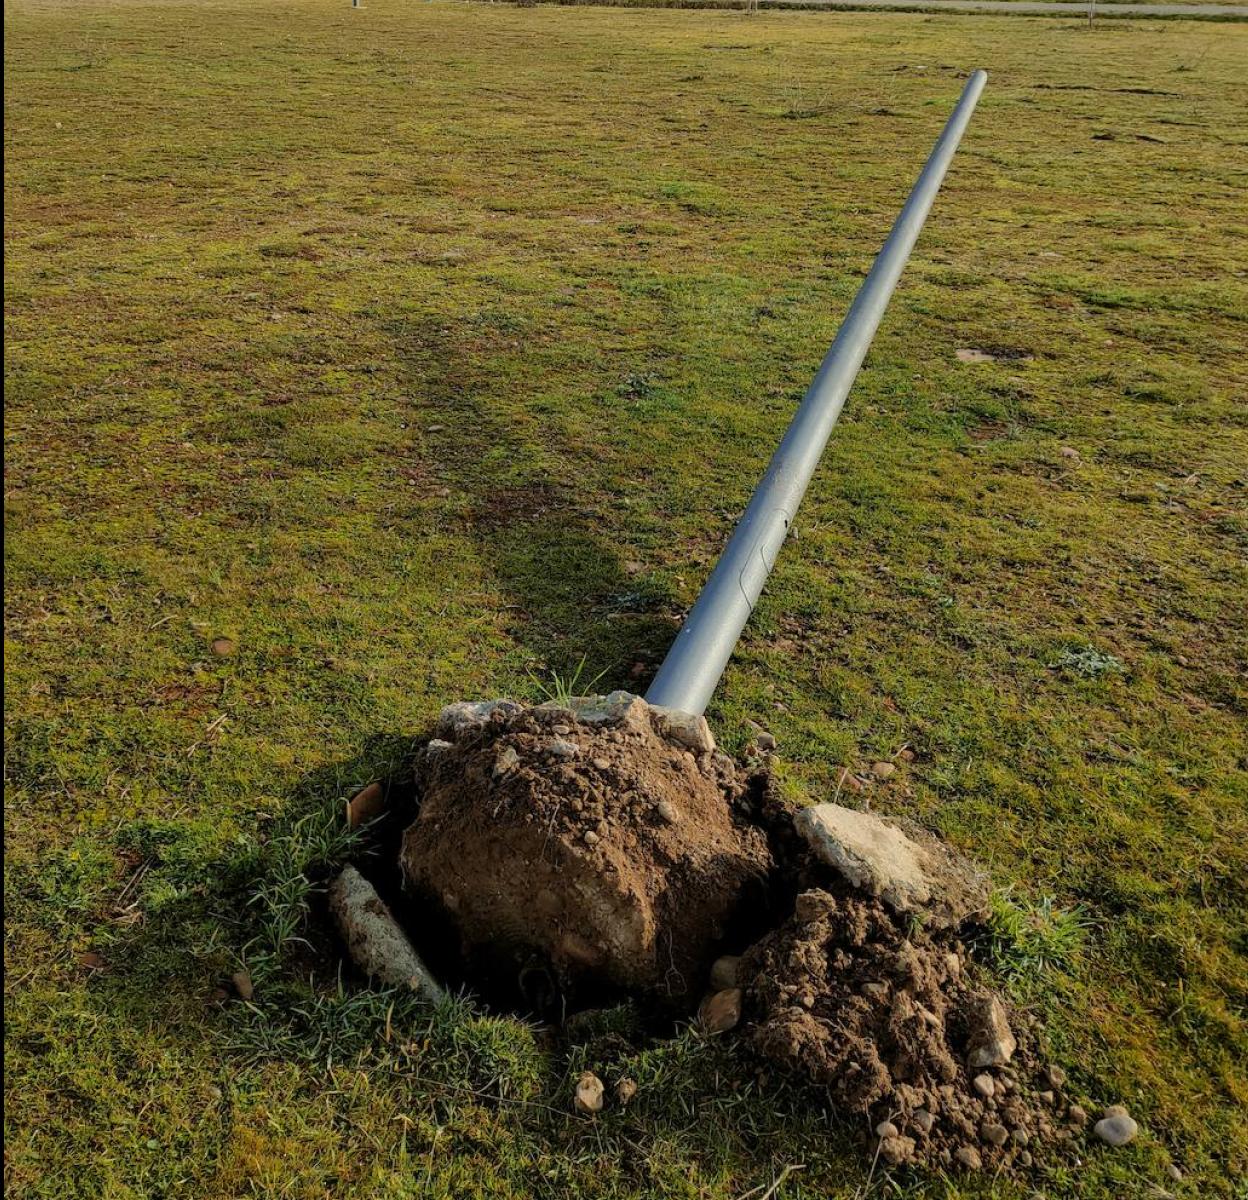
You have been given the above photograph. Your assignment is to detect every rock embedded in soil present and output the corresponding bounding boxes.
[402,695,771,1002]
[615,1077,638,1106]
[793,802,987,927]
[965,994,1017,1070]
[329,865,443,1001]
[709,955,741,991]
[699,988,743,1034]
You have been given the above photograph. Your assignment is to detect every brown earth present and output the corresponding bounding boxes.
[739,880,1071,1170]
[400,695,774,1007]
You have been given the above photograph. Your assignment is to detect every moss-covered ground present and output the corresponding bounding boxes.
[5,1,1246,1196]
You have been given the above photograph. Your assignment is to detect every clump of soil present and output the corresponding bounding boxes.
[401,694,774,1008]
[739,878,1065,1170]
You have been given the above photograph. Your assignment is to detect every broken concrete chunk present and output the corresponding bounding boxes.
[794,803,933,912]
[328,865,443,1002]
[793,802,987,926]
[964,994,1017,1070]
[435,699,519,740]
[648,705,716,754]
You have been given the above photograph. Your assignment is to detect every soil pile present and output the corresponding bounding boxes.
[401,694,773,1007]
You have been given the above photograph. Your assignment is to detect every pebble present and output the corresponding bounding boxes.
[583,830,600,845]
[574,1072,604,1114]
[656,799,679,824]
[981,1122,1010,1147]
[913,1109,935,1134]
[875,1121,899,1139]
[211,637,236,657]
[755,732,777,752]
[492,747,520,778]
[699,988,743,1034]
[1060,446,1081,460]
[966,994,1017,1070]
[1012,1128,1030,1146]
[615,1077,638,1106]
[973,1073,996,1099]
[954,1146,983,1170]
[861,982,889,1000]
[1038,1090,1055,1105]
[591,757,611,771]
[1067,1104,1088,1126]
[547,739,579,759]
[710,956,741,991]
[1018,1150,1033,1167]
[1094,1108,1138,1147]
[231,970,255,1001]
[1044,1064,1067,1089]
[871,761,896,780]
[1166,1164,1182,1182]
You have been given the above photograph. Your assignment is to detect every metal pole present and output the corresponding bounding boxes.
[645,70,988,716]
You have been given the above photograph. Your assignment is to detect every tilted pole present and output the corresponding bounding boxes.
[646,70,988,716]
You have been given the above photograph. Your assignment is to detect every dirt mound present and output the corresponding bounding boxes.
[740,881,1064,1170]
[401,694,774,1008]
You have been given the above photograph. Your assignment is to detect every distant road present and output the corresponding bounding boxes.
[754,0,1247,14]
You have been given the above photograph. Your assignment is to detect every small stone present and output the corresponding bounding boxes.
[584,830,600,845]
[1044,1064,1067,1089]
[913,1109,935,1135]
[231,970,254,1001]
[1038,1090,1055,1105]
[973,1073,996,1099]
[879,1135,916,1166]
[591,758,611,771]
[875,1120,899,1139]
[346,781,385,829]
[954,1146,983,1170]
[835,766,864,794]
[981,1122,1010,1147]
[656,799,678,824]
[710,955,740,991]
[574,1071,604,1114]
[211,637,236,657]
[1166,1164,1182,1182]
[493,747,520,778]
[1060,446,1080,460]
[755,732,777,752]
[1012,1128,1030,1146]
[1103,1104,1129,1119]
[547,739,579,759]
[551,724,572,736]
[1094,1113,1138,1147]
[648,705,715,754]
[1019,1150,1033,1167]
[615,1077,638,1106]
[965,994,1017,1070]
[1067,1104,1088,1126]
[861,982,889,1000]
[79,951,106,971]
[699,988,742,1034]
[871,761,896,780]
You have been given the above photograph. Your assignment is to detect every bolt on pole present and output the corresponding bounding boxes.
[645,70,988,717]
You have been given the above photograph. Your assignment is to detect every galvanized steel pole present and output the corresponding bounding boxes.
[646,70,988,716]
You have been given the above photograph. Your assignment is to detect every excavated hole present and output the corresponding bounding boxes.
[325,694,1088,1174]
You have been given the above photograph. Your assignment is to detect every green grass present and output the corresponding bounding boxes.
[5,1,1247,1196]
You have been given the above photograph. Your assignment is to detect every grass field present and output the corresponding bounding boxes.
[5,1,1247,1196]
